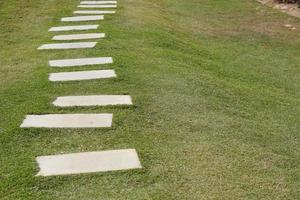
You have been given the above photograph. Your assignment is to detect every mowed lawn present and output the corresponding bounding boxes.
[0,0,299,199]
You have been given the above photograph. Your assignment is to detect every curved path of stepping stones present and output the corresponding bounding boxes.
[21,0,142,176]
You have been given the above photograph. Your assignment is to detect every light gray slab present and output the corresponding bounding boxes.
[49,70,116,81]
[38,42,97,50]
[74,10,116,14]
[52,33,105,41]
[49,25,99,32]
[49,57,113,67]
[20,114,112,128]
[78,5,117,8]
[81,1,117,4]
[36,149,142,176]
[61,15,104,22]
[53,95,132,107]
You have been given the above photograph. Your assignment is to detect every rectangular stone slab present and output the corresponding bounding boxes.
[78,5,117,8]
[49,25,99,32]
[49,57,113,67]
[20,114,113,128]
[52,33,105,41]
[61,15,104,22]
[74,10,116,14]
[80,1,117,4]
[36,149,142,176]
[49,70,116,81]
[38,42,97,50]
[53,95,132,107]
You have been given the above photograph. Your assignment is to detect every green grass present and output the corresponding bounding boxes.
[0,0,299,199]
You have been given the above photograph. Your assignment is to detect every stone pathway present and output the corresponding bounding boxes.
[74,10,116,15]
[49,57,113,67]
[49,69,116,81]
[80,1,117,4]
[53,95,132,107]
[38,42,97,50]
[78,5,117,8]
[21,0,142,177]
[52,33,105,41]
[36,149,142,176]
[49,25,99,32]
[21,114,113,128]
[61,15,104,22]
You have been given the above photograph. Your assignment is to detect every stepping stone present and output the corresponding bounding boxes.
[49,25,99,32]
[49,57,113,67]
[36,149,142,176]
[74,10,116,14]
[38,42,97,50]
[52,33,105,41]
[78,5,117,8]
[80,1,117,4]
[61,15,104,22]
[53,95,132,107]
[20,114,112,128]
[49,70,116,81]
